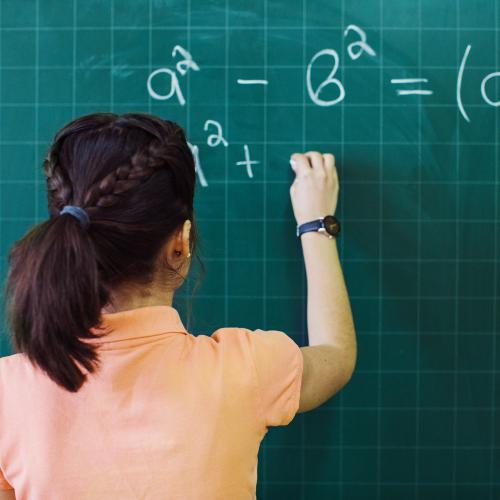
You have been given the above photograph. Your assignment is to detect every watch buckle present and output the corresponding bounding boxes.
[318,227,334,239]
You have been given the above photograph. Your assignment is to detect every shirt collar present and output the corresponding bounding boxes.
[87,305,188,345]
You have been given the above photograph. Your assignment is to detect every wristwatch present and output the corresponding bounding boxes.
[296,215,341,239]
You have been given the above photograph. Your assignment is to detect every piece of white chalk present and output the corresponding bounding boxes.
[290,159,296,169]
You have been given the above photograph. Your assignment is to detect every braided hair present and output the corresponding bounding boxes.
[4,112,203,392]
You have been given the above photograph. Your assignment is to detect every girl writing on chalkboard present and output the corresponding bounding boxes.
[0,112,356,499]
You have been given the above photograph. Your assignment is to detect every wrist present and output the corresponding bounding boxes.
[300,230,338,244]
[296,215,340,239]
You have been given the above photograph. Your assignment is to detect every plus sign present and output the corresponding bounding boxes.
[236,144,259,178]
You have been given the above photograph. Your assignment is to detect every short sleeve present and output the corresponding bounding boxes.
[0,467,13,491]
[244,328,304,427]
[0,359,13,491]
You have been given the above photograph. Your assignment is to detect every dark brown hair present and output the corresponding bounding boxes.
[3,112,203,392]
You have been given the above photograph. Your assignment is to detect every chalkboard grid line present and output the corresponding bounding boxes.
[249,479,500,486]
[415,0,423,495]
[377,0,384,498]
[286,405,499,411]
[488,1,499,497]
[453,3,459,497]
[3,86,500,96]
[34,0,38,232]
[266,443,500,450]
[72,0,76,117]
[3,64,499,71]
[110,1,114,112]
[3,25,499,32]
[224,0,228,358]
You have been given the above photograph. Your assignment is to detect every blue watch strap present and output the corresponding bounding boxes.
[296,219,324,238]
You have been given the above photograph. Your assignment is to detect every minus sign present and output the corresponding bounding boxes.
[237,79,269,85]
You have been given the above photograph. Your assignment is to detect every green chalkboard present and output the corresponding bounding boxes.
[1,0,499,498]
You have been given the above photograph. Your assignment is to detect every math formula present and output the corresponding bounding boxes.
[145,25,499,187]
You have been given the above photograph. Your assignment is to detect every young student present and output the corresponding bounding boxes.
[0,113,356,499]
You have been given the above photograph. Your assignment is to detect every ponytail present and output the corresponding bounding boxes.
[3,112,201,393]
[4,212,108,392]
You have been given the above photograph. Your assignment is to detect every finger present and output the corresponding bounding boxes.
[322,153,336,182]
[290,153,312,178]
[305,151,326,179]
[322,153,335,169]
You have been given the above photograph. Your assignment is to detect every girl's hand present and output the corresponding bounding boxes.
[289,151,339,225]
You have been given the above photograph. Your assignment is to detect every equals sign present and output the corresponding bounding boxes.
[237,79,269,85]
[390,78,433,95]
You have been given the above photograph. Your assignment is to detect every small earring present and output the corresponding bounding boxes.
[187,252,191,258]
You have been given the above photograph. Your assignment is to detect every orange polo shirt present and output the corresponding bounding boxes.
[0,305,303,499]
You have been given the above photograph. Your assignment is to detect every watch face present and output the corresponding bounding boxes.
[323,215,340,236]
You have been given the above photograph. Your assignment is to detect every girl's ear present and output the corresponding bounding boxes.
[181,219,192,258]
[164,221,190,267]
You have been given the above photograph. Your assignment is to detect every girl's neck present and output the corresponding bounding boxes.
[101,291,175,314]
